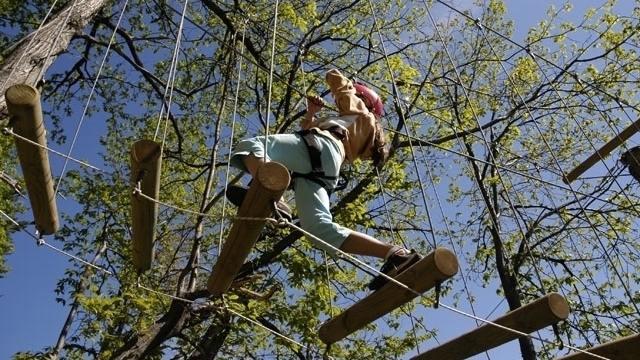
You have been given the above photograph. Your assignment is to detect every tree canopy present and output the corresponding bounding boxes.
[1,0,639,359]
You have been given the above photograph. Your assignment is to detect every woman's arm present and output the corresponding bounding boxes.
[325,69,369,115]
[300,94,324,130]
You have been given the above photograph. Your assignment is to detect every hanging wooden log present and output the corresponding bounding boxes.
[207,162,290,296]
[619,146,640,182]
[130,139,162,272]
[4,84,59,235]
[318,247,459,344]
[410,292,570,360]
[555,333,640,360]
[563,118,640,184]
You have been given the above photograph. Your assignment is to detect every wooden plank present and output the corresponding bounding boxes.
[411,293,570,360]
[554,333,640,360]
[5,84,59,235]
[130,139,162,272]
[563,118,640,184]
[318,247,459,344]
[207,162,290,296]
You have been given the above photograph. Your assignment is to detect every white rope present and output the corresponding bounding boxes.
[153,0,190,145]
[53,0,132,199]
[2,127,117,175]
[419,2,637,357]
[36,238,112,275]
[218,21,249,257]
[262,0,280,162]
[0,207,112,274]
[133,185,429,299]
[136,280,329,358]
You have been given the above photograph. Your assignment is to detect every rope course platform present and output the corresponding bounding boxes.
[3,0,640,358]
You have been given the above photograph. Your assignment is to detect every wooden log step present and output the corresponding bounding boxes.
[318,247,459,344]
[5,84,58,235]
[207,162,290,296]
[554,333,640,360]
[130,139,162,272]
[411,292,570,360]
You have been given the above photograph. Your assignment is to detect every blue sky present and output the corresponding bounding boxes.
[0,1,635,359]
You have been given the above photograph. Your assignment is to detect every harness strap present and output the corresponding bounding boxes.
[293,129,347,194]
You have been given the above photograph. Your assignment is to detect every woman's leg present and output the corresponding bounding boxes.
[230,134,313,176]
[338,231,393,259]
[242,153,266,178]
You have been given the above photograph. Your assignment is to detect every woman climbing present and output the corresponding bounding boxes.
[227,69,421,290]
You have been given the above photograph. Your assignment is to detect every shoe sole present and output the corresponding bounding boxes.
[225,184,248,208]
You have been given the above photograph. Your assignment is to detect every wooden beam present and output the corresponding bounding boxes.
[5,84,59,235]
[554,333,640,360]
[411,293,570,360]
[207,162,290,296]
[130,139,162,272]
[563,118,640,184]
[318,247,459,344]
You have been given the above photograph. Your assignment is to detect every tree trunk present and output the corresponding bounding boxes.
[0,0,108,119]
[110,299,190,360]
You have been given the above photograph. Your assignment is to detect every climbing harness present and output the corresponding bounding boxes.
[293,127,349,194]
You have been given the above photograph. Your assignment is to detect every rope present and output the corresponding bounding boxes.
[132,183,440,302]
[0,208,112,275]
[153,0,189,145]
[477,7,639,323]
[299,41,337,321]
[217,21,249,256]
[262,0,281,163]
[362,1,436,352]
[136,280,331,359]
[436,302,611,360]
[2,1,637,359]
[53,0,132,199]
[421,2,639,355]
[472,19,640,340]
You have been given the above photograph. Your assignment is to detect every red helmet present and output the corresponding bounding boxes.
[354,83,383,118]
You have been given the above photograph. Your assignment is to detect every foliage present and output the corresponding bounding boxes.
[0,130,21,278]
[2,0,640,359]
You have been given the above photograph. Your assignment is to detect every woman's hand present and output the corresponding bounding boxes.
[306,95,324,114]
[301,95,324,130]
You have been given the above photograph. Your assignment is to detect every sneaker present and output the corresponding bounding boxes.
[225,184,292,223]
[368,249,422,291]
